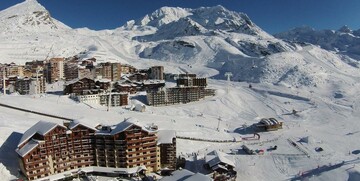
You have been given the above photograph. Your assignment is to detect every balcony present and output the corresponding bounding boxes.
[26,159,48,165]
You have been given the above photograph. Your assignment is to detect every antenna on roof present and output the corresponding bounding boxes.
[224,72,232,93]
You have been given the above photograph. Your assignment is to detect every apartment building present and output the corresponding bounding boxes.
[46,58,65,83]
[63,78,97,95]
[14,75,46,95]
[16,121,96,180]
[64,59,79,81]
[157,130,177,169]
[16,119,174,180]
[177,75,207,87]
[96,62,122,81]
[147,87,212,106]
[99,92,129,107]
[94,119,160,172]
[149,66,164,80]
[121,64,137,74]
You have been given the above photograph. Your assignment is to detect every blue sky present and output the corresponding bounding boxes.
[1,0,360,33]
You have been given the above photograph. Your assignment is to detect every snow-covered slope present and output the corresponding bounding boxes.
[1,1,360,181]
[1,1,359,89]
[0,0,70,32]
[1,79,360,181]
[275,25,360,61]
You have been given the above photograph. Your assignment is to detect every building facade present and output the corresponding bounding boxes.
[17,119,171,180]
[99,92,129,107]
[157,130,176,169]
[16,121,96,180]
[63,78,97,95]
[94,121,160,172]
[46,58,65,83]
[147,87,215,106]
[149,66,164,80]
[96,62,122,81]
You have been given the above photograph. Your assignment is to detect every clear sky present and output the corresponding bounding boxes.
[1,0,360,34]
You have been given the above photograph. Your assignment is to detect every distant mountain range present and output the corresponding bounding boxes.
[275,25,360,61]
[0,0,359,88]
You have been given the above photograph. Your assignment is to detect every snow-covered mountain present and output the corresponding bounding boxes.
[275,25,360,61]
[0,0,70,32]
[2,2,360,181]
[1,0,360,89]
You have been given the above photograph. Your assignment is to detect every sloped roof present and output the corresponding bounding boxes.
[160,169,194,181]
[64,77,94,86]
[205,150,235,168]
[110,121,134,135]
[161,169,212,181]
[184,172,212,181]
[157,130,176,145]
[68,120,96,131]
[18,121,60,147]
[16,139,39,157]
[260,118,279,126]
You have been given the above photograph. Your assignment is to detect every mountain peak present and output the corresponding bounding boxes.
[337,25,352,33]
[137,6,192,27]
[0,0,70,32]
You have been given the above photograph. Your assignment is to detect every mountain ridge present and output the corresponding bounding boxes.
[0,1,359,89]
[274,25,360,61]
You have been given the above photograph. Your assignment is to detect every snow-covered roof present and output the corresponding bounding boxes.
[64,77,94,86]
[184,172,212,181]
[157,130,176,145]
[143,79,166,85]
[260,118,279,126]
[68,120,96,131]
[16,139,39,157]
[63,78,81,86]
[110,121,134,135]
[160,169,194,181]
[96,118,156,135]
[95,78,111,83]
[161,169,211,181]
[35,166,147,181]
[205,150,235,168]
[18,121,60,147]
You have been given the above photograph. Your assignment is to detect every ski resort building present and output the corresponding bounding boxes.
[157,130,177,169]
[149,66,164,80]
[204,150,236,180]
[147,87,215,106]
[94,120,160,172]
[63,77,98,95]
[16,119,176,181]
[147,74,215,106]
[255,118,283,131]
[45,58,65,83]
[15,76,46,95]
[64,59,79,81]
[16,121,96,180]
[99,92,129,106]
[176,74,207,87]
[160,169,212,181]
[96,62,122,81]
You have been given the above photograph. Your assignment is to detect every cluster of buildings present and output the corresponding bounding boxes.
[16,118,177,181]
[0,57,164,96]
[1,58,217,108]
[1,61,47,95]
[147,74,216,106]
